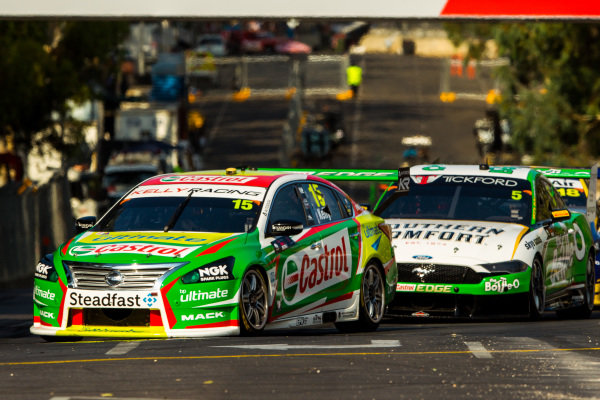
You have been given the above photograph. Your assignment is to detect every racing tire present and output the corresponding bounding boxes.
[528,257,545,320]
[556,253,595,319]
[335,263,385,333]
[239,267,269,336]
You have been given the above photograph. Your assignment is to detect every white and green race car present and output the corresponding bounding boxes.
[374,164,596,319]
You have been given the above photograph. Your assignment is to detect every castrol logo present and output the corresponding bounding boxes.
[281,230,352,304]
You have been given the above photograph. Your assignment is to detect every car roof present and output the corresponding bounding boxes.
[139,168,325,189]
[410,164,536,180]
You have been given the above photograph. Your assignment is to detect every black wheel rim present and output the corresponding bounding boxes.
[363,265,384,323]
[241,270,268,330]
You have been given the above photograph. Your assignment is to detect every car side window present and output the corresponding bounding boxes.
[544,179,566,210]
[268,184,308,226]
[299,182,344,225]
[336,191,354,218]
[536,177,553,221]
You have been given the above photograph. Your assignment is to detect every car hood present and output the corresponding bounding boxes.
[61,231,241,262]
[386,219,529,265]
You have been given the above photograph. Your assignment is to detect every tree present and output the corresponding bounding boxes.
[0,21,130,163]
[445,22,600,166]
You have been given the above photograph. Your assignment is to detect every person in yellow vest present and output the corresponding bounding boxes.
[346,61,362,98]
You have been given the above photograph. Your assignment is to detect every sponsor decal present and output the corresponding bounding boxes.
[86,233,207,244]
[281,230,352,304]
[179,288,229,302]
[572,223,586,261]
[160,175,256,184]
[396,283,417,292]
[39,309,55,319]
[69,243,197,258]
[181,312,225,321]
[412,175,441,185]
[271,236,296,254]
[412,255,432,260]
[422,165,446,171]
[68,290,151,309]
[363,224,382,238]
[35,262,52,279]
[524,237,543,250]
[442,176,518,187]
[484,277,520,293]
[416,284,452,293]
[295,317,308,326]
[549,178,584,189]
[196,262,234,282]
[390,223,504,244]
[314,171,397,178]
[397,168,410,192]
[34,286,56,301]
[143,293,158,307]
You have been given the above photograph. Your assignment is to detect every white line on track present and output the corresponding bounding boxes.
[464,341,493,359]
[214,339,400,350]
[105,341,141,355]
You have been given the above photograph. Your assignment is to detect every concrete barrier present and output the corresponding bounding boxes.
[0,176,74,285]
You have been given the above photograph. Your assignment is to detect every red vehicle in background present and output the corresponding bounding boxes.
[240,31,278,53]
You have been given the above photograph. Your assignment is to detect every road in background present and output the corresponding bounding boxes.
[198,53,485,173]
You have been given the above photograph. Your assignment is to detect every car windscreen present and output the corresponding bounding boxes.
[376,175,532,224]
[103,171,156,187]
[93,196,261,233]
[550,178,588,212]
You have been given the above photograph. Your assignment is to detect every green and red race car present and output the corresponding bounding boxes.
[31,168,398,339]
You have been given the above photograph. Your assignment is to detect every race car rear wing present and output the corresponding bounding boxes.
[535,165,598,226]
[256,167,410,209]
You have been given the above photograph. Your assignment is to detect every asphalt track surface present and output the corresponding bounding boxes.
[3,295,600,400]
[3,54,592,399]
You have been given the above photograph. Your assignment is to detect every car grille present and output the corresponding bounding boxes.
[397,263,483,284]
[63,261,184,290]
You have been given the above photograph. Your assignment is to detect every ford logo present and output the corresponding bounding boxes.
[105,271,124,287]
[412,255,432,260]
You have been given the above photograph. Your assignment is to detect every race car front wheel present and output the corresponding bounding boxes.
[528,257,545,320]
[239,267,269,336]
[335,263,385,333]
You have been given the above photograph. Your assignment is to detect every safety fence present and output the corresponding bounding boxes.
[0,176,73,284]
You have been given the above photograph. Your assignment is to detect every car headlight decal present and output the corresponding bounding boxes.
[181,256,235,284]
[479,260,528,274]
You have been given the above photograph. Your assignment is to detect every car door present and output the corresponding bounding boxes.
[537,177,572,295]
[295,181,360,304]
[265,183,325,319]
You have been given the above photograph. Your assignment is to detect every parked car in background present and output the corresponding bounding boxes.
[275,39,312,54]
[31,168,398,340]
[194,34,227,57]
[240,31,278,53]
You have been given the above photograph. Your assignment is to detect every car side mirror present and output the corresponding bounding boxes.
[267,220,303,237]
[551,209,571,222]
[75,216,97,234]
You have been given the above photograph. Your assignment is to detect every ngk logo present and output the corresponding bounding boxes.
[282,230,352,304]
